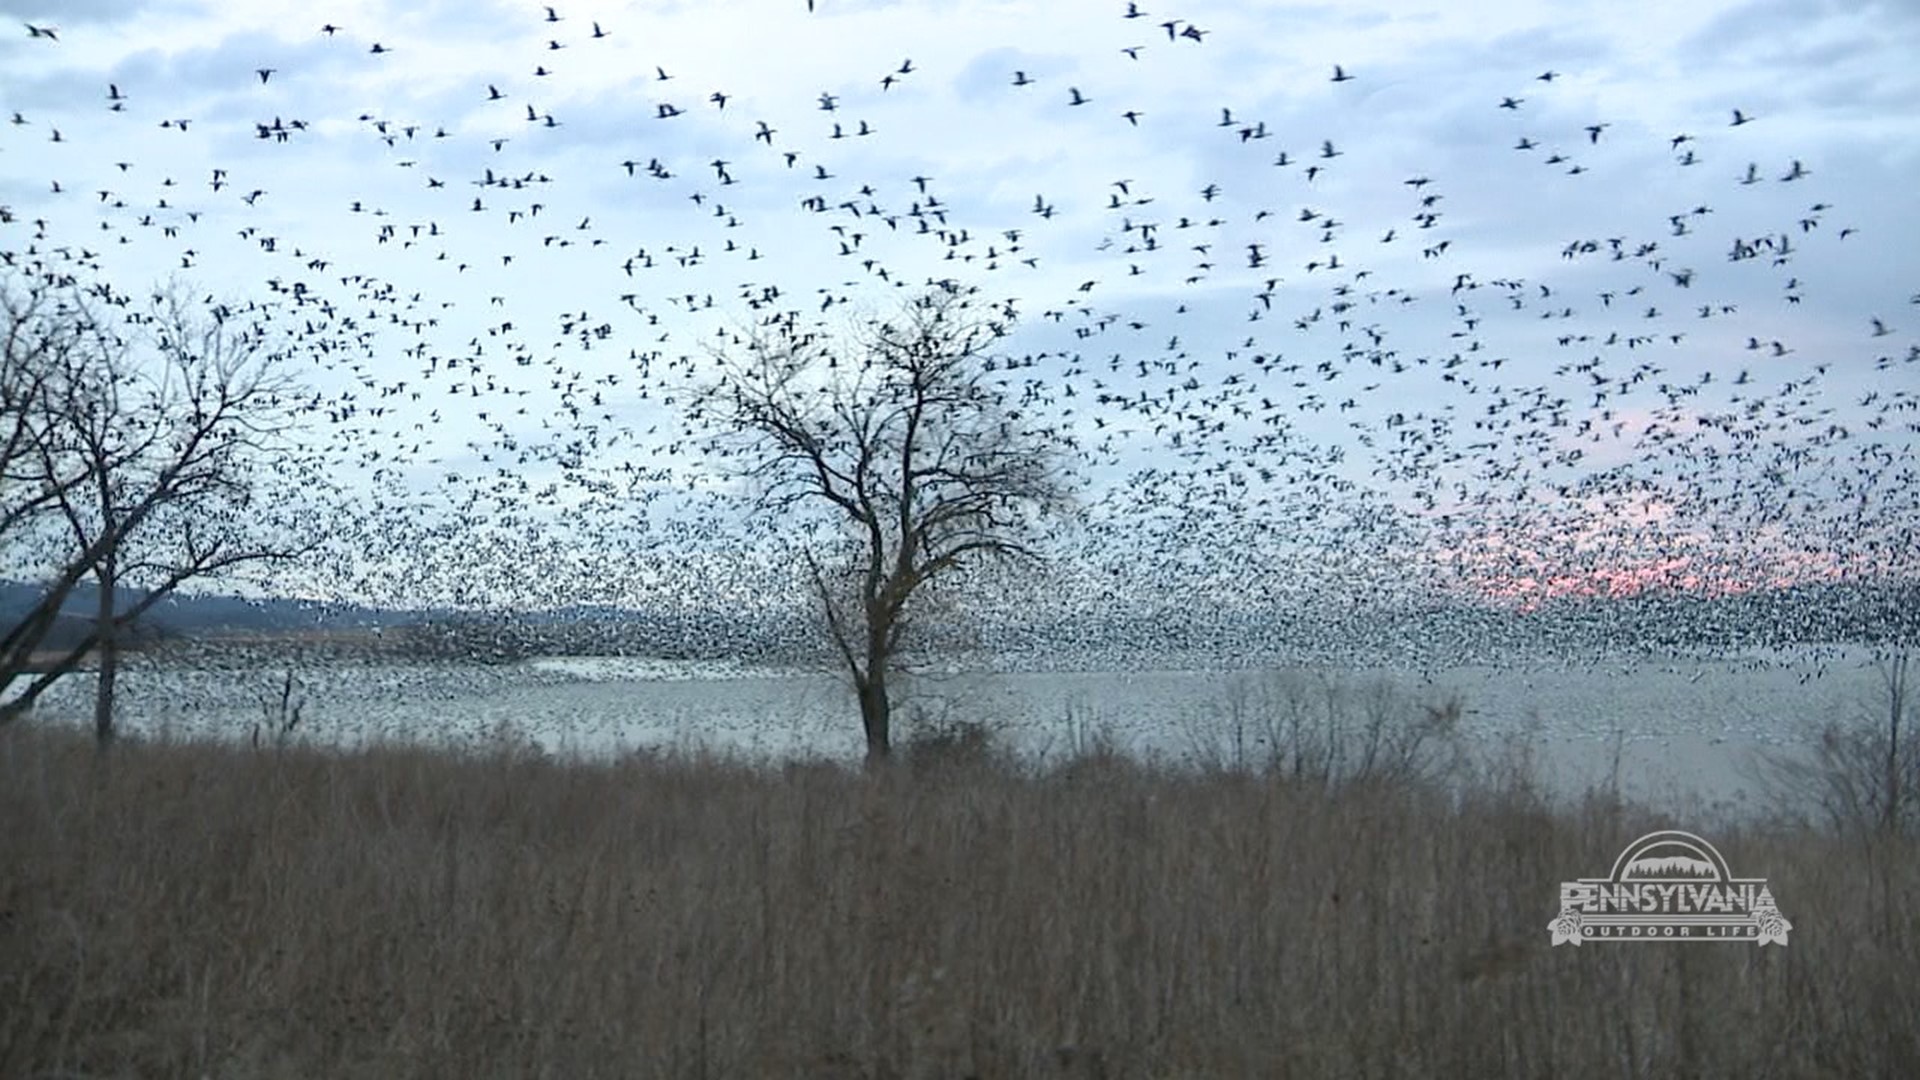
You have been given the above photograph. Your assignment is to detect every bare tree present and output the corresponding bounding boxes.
[1,273,318,742]
[694,287,1070,760]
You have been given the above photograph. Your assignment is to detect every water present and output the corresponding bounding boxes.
[17,647,1896,820]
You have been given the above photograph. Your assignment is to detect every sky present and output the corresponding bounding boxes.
[1,0,1916,616]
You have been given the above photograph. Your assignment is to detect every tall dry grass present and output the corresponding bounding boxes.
[2,716,1916,1079]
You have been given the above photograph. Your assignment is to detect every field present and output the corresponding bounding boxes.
[3,712,1916,1080]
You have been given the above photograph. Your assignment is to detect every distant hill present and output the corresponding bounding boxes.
[0,582,416,649]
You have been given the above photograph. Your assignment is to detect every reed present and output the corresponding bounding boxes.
[2,718,1913,1078]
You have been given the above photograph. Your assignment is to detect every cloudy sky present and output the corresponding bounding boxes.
[2,0,1916,610]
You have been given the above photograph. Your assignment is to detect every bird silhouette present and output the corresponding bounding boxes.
[0,0,1909,711]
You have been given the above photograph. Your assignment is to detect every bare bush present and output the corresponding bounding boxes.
[1182,668,1466,786]
[1757,650,1916,837]
[251,668,306,751]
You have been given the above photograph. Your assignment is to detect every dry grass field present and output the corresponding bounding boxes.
[3,713,1916,1079]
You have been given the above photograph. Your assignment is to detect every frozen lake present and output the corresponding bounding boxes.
[16,647,1896,820]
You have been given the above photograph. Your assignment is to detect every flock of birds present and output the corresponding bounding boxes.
[2,1,1916,661]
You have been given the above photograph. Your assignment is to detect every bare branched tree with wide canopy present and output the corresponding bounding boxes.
[1,271,320,742]
[695,286,1071,760]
